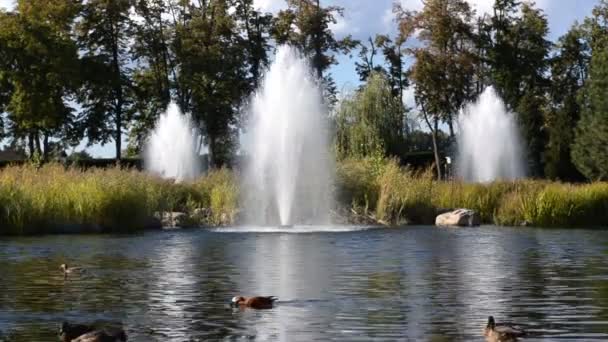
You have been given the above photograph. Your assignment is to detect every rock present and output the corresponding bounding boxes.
[157,211,190,228]
[435,208,480,227]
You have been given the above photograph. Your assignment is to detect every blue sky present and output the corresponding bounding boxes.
[0,0,600,157]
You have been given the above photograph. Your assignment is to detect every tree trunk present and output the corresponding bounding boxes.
[208,135,216,169]
[43,133,49,161]
[421,105,442,180]
[112,38,123,162]
[34,130,42,159]
[28,132,35,159]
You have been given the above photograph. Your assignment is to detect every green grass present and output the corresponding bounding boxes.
[336,158,608,227]
[0,159,606,235]
[0,164,238,235]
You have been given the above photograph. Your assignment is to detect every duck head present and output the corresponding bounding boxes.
[487,316,495,330]
[60,264,68,272]
[231,296,245,307]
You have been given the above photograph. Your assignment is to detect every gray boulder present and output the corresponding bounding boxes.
[156,211,190,228]
[435,208,481,227]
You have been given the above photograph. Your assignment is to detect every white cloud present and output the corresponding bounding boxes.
[253,0,285,13]
[0,0,14,10]
[330,15,357,36]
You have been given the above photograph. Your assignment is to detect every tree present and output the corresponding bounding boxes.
[271,0,357,104]
[335,73,404,159]
[395,0,476,178]
[77,0,135,161]
[483,0,551,176]
[571,47,608,180]
[0,1,81,159]
[545,24,589,180]
[571,7,608,181]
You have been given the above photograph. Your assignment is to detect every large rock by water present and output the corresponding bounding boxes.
[156,211,192,228]
[435,209,480,227]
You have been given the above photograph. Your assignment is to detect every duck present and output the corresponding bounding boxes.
[59,322,95,342]
[60,263,85,277]
[484,316,526,342]
[231,296,278,309]
[70,327,127,342]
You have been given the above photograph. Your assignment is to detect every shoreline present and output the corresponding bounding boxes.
[0,161,607,236]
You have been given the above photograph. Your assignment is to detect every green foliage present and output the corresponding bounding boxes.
[272,0,357,104]
[396,0,476,136]
[335,157,386,214]
[572,45,608,180]
[0,164,241,235]
[338,158,608,227]
[0,1,81,159]
[483,1,551,176]
[77,0,135,160]
[375,160,435,225]
[545,24,589,181]
[335,73,405,159]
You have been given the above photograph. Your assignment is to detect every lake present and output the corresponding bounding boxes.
[1,226,607,341]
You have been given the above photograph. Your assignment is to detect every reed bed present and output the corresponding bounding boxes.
[336,158,608,227]
[0,160,605,235]
[0,164,238,235]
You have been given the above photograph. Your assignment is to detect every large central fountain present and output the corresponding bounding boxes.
[243,45,332,226]
[457,87,525,182]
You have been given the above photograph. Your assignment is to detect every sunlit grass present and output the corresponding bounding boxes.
[0,160,606,235]
[336,158,608,227]
[0,164,239,234]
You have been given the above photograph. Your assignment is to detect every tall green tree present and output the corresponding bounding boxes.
[77,0,135,161]
[272,0,356,104]
[175,0,250,167]
[396,0,476,178]
[571,1,608,181]
[335,72,404,159]
[571,46,608,180]
[483,0,551,176]
[0,1,80,159]
[545,24,589,181]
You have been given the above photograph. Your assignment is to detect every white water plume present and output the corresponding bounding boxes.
[145,102,200,182]
[457,87,525,182]
[243,45,333,226]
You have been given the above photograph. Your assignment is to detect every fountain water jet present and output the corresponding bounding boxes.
[244,45,332,226]
[457,87,525,182]
[145,102,200,182]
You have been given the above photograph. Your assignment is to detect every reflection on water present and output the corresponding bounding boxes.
[0,226,607,341]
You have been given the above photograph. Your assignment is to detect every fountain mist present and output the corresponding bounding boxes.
[457,87,525,182]
[145,102,200,182]
[244,45,332,226]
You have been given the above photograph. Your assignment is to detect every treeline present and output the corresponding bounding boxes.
[0,0,607,181]
[338,0,608,182]
[0,0,356,166]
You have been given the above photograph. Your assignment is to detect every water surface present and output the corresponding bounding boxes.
[1,226,607,341]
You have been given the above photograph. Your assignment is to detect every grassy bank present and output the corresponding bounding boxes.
[336,158,608,227]
[0,160,606,235]
[0,164,238,235]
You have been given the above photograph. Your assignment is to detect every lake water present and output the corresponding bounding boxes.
[1,226,607,341]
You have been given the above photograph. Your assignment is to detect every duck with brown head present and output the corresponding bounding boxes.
[231,296,278,309]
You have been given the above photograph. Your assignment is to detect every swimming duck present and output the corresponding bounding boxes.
[59,322,95,342]
[231,296,278,309]
[60,263,85,277]
[484,316,526,342]
[70,327,127,342]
